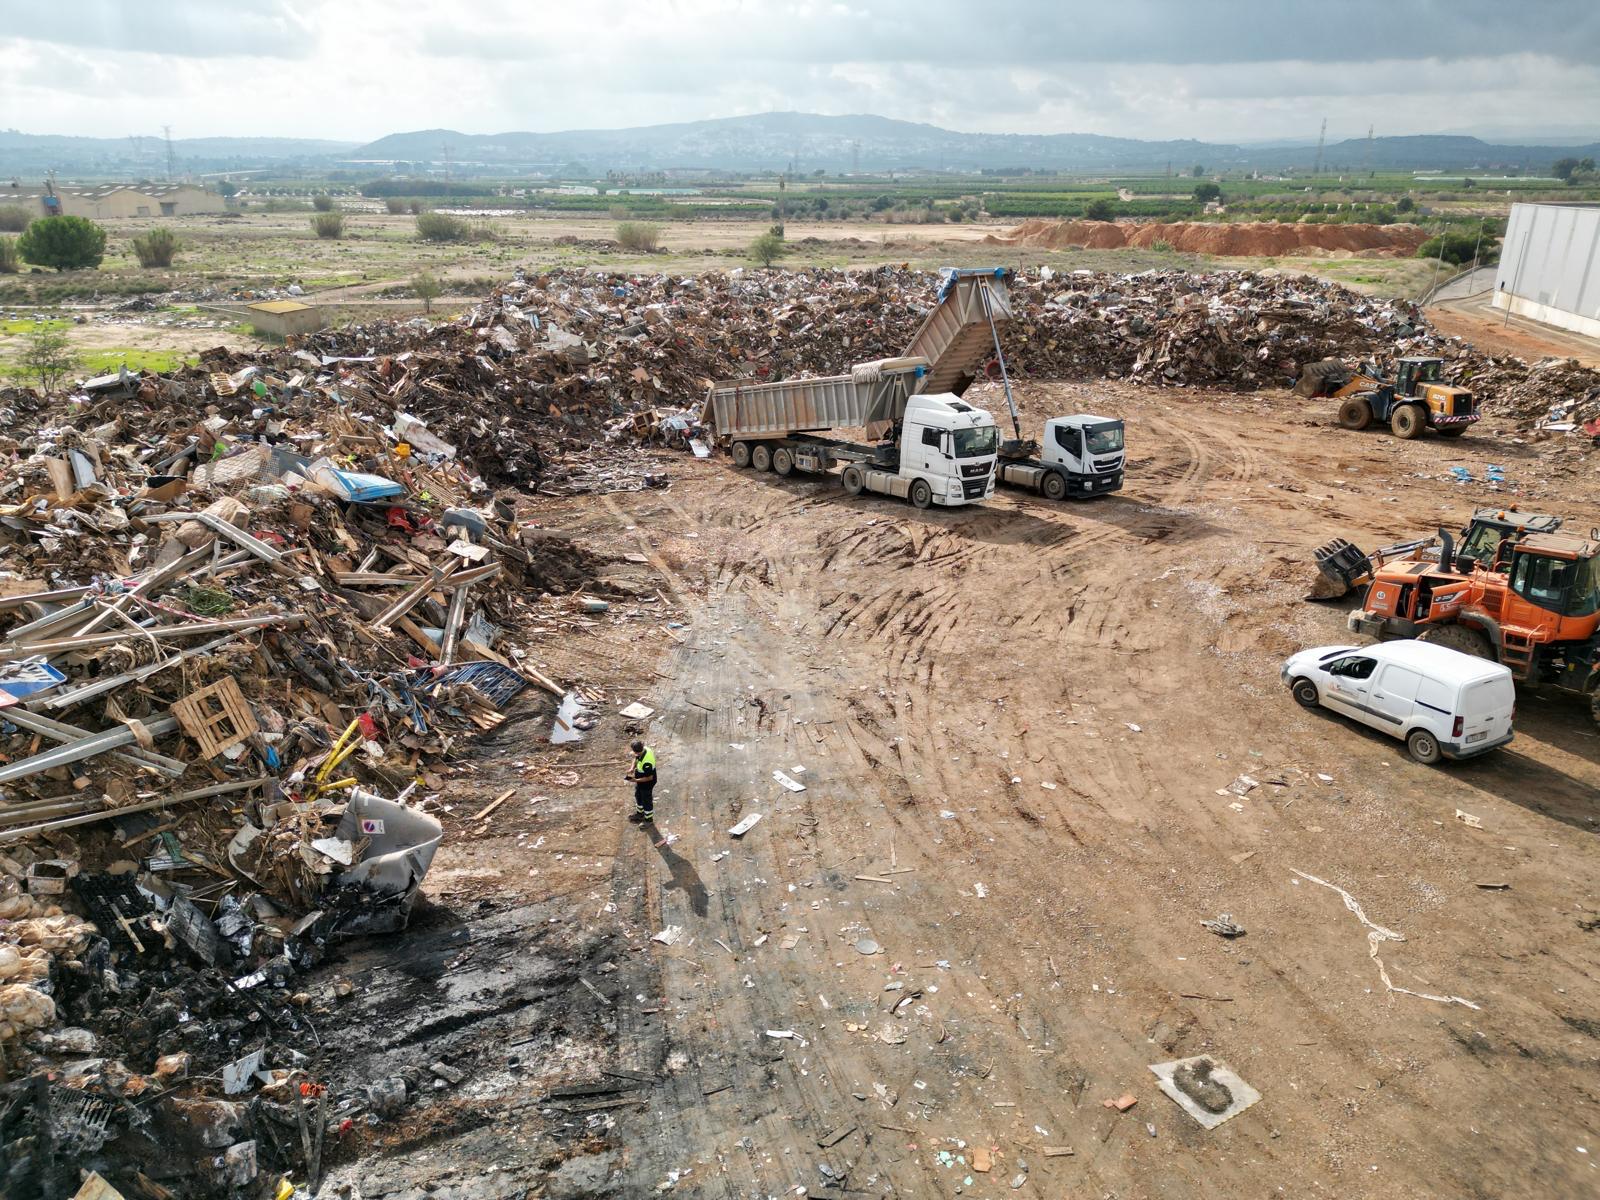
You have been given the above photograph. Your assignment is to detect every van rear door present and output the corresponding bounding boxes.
[1459,673,1515,748]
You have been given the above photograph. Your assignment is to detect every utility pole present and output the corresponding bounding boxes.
[162,125,176,181]
[1312,118,1327,177]
[441,141,453,196]
[1364,124,1374,178]
[851,140,860,175]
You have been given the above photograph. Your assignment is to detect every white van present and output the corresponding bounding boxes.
[1280,640,1515,764]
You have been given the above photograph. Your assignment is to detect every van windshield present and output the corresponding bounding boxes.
[953,425,998,458]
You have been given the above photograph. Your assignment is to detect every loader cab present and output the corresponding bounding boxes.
[1505,534,1600,624]
[1457,509,1563,572]
[1395,357,1442,396]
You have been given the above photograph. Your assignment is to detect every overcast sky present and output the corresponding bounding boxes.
[3,1,1597,144]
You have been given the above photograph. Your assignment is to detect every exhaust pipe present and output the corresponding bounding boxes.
[1437,528,1456,574]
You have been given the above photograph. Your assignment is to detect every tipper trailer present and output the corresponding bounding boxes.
[701,266,1126,505]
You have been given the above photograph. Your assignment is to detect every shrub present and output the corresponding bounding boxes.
[750,230,787,267]
[470,222,500,243]
[0,207,29,232]
[1084,198,1116,222]
[1151,239,1174,253]
[310,213,344,239]
[384,198,407,215]
[415,211,469,242]
[411,271,443,313]
[312,194,335,212]
[131,227,180,268]
[21,326,77,392]
[408,200,423,215]
[1417,232,1489,267]
[1396,195,1415,214]
[18,215,107,271]
[608,204,631,221]
[0,236,17,274]
[615,221,662,251]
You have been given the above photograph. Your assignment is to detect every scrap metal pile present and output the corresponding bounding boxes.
[0,362,622,1196]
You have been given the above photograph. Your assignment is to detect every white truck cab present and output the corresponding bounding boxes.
[897,394,999,506]
[1281,640,1515,764]
[1042,416,1125,495]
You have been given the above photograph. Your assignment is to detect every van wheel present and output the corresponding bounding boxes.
[909,479,933,509]
[1291,678,1320,708]
[772,447,794,477]
[842,465,866,496]
[1407,728,1442,765]
[1042,471,1068,501]
[1390,404,1426,439]
[751,444,773,472]
[731,441,752,468]
[1338,397,1373,430]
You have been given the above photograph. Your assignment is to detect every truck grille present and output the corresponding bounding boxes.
[1093,456,1123,473]
[962,478,988,499]
[960,463,990,478]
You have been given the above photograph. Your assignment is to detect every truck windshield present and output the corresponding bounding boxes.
[952,425,998,458]
[1085,425,1124,454]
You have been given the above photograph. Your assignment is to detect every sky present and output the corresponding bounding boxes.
[2,0,1598,145]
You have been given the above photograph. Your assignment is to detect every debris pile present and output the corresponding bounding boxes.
[0,359,629,1196]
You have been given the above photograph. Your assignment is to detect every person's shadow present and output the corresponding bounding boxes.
[648,826,710,918]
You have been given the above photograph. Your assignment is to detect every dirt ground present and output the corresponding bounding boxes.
[311,381,1600,1199]
[1428,293,1600,369]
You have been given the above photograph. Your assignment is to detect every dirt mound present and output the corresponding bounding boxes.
[989,219,1429,258]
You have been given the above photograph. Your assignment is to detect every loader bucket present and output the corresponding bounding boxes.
[1308,537,1373,600]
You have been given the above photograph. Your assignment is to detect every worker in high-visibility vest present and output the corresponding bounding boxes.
[625,740,658,823]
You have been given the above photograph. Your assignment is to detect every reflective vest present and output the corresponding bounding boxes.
[634,748,657,776]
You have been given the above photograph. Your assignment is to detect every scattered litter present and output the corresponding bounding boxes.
[619,701,655,720]
[773,769,807,792]
[1200,914,1246,938]
[651,926,685,946]
[729,813,764,837]
[1149,1055,1261,1129]
[1455,809,1484,830]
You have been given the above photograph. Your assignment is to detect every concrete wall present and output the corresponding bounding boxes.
[1493,203,1600,340]
[10,186,227,220]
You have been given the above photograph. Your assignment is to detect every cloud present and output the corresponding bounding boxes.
[9,0,314,58]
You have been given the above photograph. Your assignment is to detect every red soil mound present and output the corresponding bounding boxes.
[987,219,1429,258]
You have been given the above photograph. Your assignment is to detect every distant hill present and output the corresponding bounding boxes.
[4,116,1595,177]
[0,131,361,178]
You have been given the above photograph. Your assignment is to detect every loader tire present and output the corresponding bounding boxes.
[1390,404,1426,439]
[731,441,752,468]
[842,465,866,496]
[1338,397,1374,431]
[1591,687,1600,731]
[1417,624,1494,661]
[1042,471,1068,501]
[910,479,933,509]
[751,443,773,472]
[772,447,794,477]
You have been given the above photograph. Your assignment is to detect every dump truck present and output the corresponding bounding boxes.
[1299,356,1479,439]
[702,267,1125,505]
[1348,525,1600,725]
[1309,507,1564,599]
[704,356,1000,508]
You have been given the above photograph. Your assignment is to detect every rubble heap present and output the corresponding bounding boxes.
[0,362,630,1197]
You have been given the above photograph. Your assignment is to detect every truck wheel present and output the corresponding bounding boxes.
[910,479,933,509]
[1338,397,1374,430]
[1291,678,1320,708]
[1390,404,1425,439]
[842,465,865,496]
[731,441,752,468]
[772,447,794,477]
[751,444,773,472]
[1407,728,1442,765]
[1042,471,1068,501]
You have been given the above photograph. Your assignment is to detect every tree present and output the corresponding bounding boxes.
[21,326,77,393]
[750,230,787,267]
[17,216,106,271]
[384,197,407,215]
[1552,157,1580,182]
[411,271,443,314]
[1191,164,1205,177]
[1417,231,1492,267]
[1461,176,1475,190]
[0,236,17,274]
[1192,182,1222,203]
[312,194,335,212]
[310,212,344,239]
[216,179,239,198]
[1582,157,1598,174]
[1084,198,1116,221]
[1396,195,1415,213]
[131,227,180,268]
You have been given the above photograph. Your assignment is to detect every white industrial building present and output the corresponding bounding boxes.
[1494,202,1600,339]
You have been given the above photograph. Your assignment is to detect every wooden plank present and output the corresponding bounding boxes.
[471,787,517,822]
